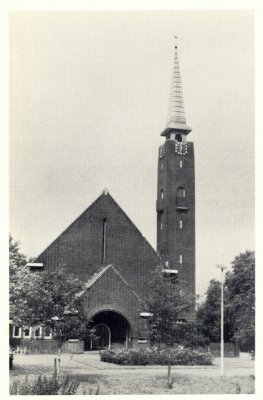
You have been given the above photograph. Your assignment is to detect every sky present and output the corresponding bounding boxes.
[9,10,254,298]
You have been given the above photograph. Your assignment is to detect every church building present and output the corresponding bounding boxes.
[11,39,196,353]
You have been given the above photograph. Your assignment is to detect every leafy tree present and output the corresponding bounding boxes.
[9,234,28,278]
[9,237,97,352]
[9,267,93,351]
[197,250,255,353]
[146,268,206,347]
[196,279,233,343]
[225,250,255,353]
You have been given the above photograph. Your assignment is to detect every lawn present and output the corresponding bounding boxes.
[74,372,255,395]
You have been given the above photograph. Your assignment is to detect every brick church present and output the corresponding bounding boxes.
[11,40,195,352]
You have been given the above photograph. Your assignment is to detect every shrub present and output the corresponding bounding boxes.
[100,347,214,366]
[9,374,79,395]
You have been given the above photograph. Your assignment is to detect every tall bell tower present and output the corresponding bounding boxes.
[156,38,195,299]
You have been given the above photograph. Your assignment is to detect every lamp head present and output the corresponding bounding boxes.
[215,264,227,270]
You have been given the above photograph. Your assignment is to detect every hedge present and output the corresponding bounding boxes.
[100,347,214,366]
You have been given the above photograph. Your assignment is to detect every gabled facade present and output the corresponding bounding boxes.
[34,191,161,300]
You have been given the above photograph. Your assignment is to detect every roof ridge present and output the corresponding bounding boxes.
[34,193,105,261]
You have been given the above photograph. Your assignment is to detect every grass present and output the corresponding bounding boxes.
[71,373,255,395]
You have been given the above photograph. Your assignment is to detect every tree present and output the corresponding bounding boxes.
[225,250,255,353]
[9,234,28,278]
[9,267,92,351]
[9,237,96,352]
[197,250,255,353]
[196,279,233,343]
[146,268,206,347]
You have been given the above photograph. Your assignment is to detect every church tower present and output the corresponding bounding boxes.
[156,38,195,299]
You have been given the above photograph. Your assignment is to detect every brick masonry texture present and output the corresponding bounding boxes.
[35,193,162,300]
[34,193,163,342]
[157,140,195,298]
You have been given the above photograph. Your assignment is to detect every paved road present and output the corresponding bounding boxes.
[10,351,255,381]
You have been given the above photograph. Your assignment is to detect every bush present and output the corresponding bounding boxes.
[9,374,79,395]
[100,347,214,366]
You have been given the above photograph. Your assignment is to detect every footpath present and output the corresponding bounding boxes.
[10,351,255,381]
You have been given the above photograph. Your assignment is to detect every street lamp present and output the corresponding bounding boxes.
[215,264,227,376]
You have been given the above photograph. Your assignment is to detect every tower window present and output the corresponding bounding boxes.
[102,218,107,262]
[177,187,186,197]
[180,160,183,168]
[161,163,163,171]
[160,189,164,199]
[175,134,182,142]
[180,220,183,229]
[160,212,163,230]
[179,255,183,264]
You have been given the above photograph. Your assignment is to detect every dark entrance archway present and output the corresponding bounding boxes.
[85,310,130,351]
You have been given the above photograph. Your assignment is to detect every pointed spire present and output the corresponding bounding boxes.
[161,37,191,138]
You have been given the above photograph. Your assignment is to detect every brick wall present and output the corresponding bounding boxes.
[157,140,195,298]
[82,266,147,339]
[35,193,161,301]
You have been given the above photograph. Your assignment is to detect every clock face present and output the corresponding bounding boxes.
[175,142,188,156]
[159,145,165,159]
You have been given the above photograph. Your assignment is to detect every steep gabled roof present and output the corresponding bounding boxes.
[78,264,141,301]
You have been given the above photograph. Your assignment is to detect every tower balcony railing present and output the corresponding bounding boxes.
[176,198,188,211]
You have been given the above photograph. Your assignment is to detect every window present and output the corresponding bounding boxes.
[161,163,164,171]
[177,187,186,197]
[44,326,52,339]
[160,189,164,199]
[13,326,21,338]
[160,213,163,230]
[24,327,32,338]
[175,134,182,142]
[180,220,183,229]
[137,338,147,343]
[34,327,42,339]
[180,160,183,168]
[179,255,183,264]
[102,218,107,262]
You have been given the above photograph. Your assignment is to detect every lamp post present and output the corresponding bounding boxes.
[215,264,227,376]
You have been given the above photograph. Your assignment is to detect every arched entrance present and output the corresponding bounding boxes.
[85,310,130,351]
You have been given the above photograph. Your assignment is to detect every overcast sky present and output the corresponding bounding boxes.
[9,10,254,297]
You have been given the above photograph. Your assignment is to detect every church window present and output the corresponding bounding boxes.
[34,326,42,339]
[180,220,183,229]
[44,326,52,339]
[102,218,107,262]
[24,327,31,338]
[13,326,21,338]
[179,255,183,264]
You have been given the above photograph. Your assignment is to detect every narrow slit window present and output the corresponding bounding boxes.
[161,163,164,171]
[102,218,107,262]
[180,160,183,168]
[160,189,164,199]
[179,255,183,264]
[180,220,183,229]
[160,212,163,230]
